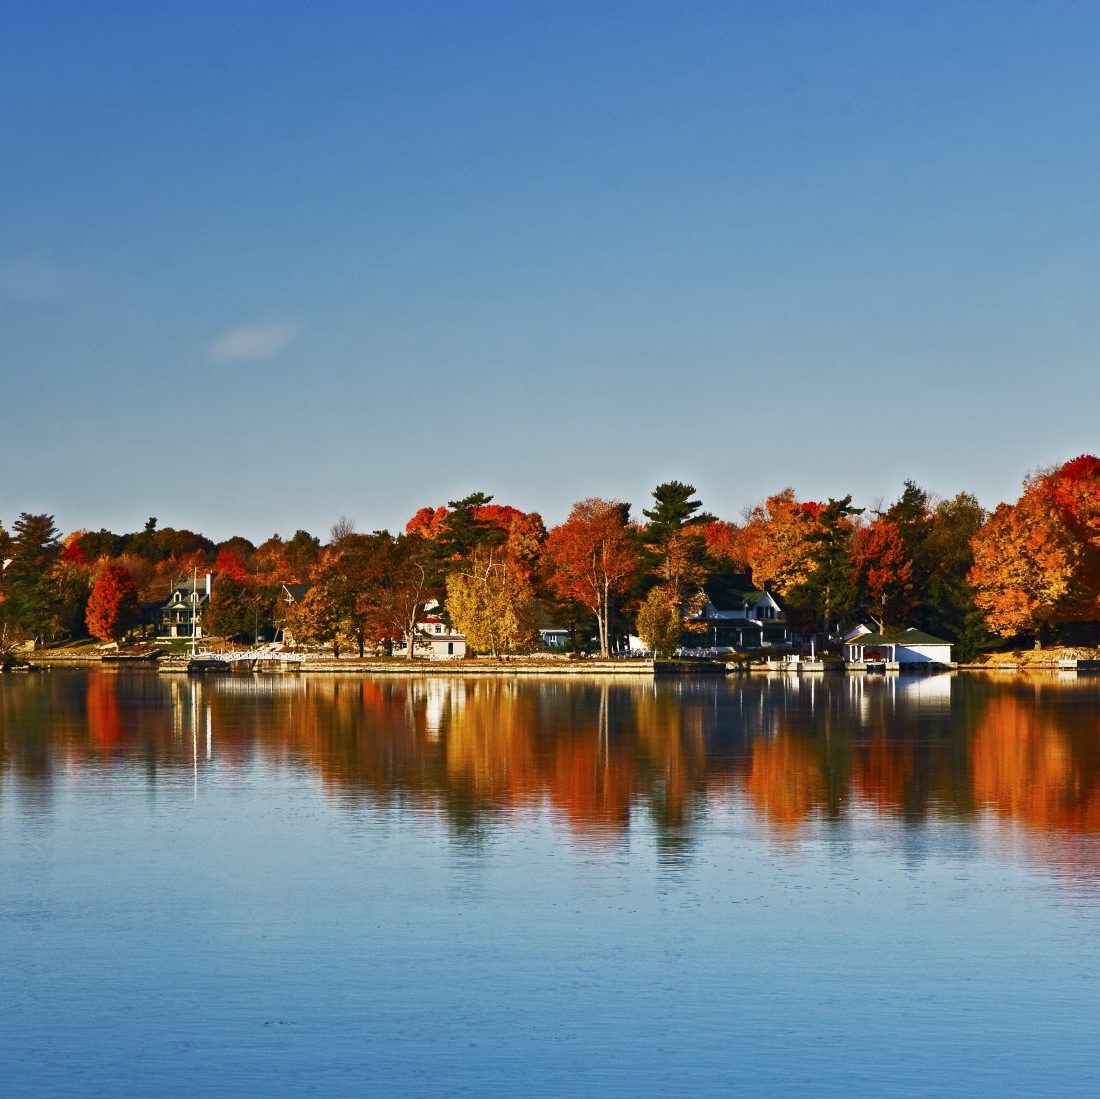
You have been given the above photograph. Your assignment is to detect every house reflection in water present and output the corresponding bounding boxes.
[2,670,1099,881]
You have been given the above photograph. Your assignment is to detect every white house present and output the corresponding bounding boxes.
[685,573,790,650]
[845,628,953,666]
[391,605,467,660]
[158,573,214,639]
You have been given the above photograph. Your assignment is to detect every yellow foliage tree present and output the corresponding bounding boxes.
[445,547,538,657]
[635,586,682,656]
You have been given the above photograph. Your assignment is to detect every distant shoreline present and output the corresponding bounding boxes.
[13,649,1100,676]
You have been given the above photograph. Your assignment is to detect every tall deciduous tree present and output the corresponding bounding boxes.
[970,457,1100,642]
[203,574,273,642]
[385,533,439,659]
[852,517,915,630]
[446,546,538,657]
[737,489,820,593]
[701,520,744,571]
[337,531,402,658]
[546,499,641,657]
[86,564,138,642]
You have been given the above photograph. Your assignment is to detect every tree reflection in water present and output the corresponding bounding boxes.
[2,669,1100,877]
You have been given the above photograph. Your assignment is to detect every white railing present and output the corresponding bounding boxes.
[191,647,306,665]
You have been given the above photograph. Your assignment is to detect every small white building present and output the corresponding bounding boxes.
[845,628,953,666]
[391,610,467,660]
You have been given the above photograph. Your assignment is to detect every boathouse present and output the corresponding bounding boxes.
[844,627,953,666]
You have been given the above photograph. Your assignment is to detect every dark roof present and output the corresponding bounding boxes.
[701,573,756,612]
[848,628,951,647]
[700,572,785,612]
[282,583,310,602]
[168,575,212,595]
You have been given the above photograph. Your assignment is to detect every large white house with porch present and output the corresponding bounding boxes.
[684,573,790,651]
[158,573,214,639]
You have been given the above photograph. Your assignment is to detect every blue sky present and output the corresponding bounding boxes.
[2,1,1098,541]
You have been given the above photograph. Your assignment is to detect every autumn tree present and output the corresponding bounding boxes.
[737,489,820,593]
[288,572,347,656]
[203,574,273,641]
[970,457,1100,643]
[701,520,744,571]
[446,546,538,657]
[336,532,403,658]
[385,533,440,659]
[86,564,139,642]
[852,517,915,630]
[405,506,450,539]
[635,586,683,657]
[545,499,641,657]
[282,530,322,581]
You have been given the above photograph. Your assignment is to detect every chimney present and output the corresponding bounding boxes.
[206,572,213,598]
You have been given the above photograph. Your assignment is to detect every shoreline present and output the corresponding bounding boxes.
[12,651,1100,676]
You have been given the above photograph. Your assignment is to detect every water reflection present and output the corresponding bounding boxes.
[2,670,1099,869]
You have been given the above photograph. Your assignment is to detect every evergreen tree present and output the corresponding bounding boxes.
[641,481,716,601]
[797,496,862,635]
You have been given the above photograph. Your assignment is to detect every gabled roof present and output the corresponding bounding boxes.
[163,575,213,607]
[168,575,212,596]
[701,573,754,612]
[700,573,782,613]
[282,583,310,602]
[848,628,951,647]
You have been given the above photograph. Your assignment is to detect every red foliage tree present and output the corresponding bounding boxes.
[545,499,641,657]
[405,506,450,538]
[85,564,139,642]
[701,520,744,570]
[851,517,915,629]
[213,546,250,583]
[406,503,528,540]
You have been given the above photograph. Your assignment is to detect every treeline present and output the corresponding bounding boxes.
[1,455,1098,658]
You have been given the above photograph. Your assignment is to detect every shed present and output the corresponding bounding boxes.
[845,628,953,666]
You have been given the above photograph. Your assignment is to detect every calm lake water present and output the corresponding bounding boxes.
[2,669,1099,1097]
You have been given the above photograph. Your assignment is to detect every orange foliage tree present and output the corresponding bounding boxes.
[702,520,744,571]
[969,456,1100,640]
[545,499,641,657]
[737,488,822,593]
[85,564,138,642]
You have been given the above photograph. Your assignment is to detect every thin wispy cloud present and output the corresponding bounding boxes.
[208,321,301,362]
